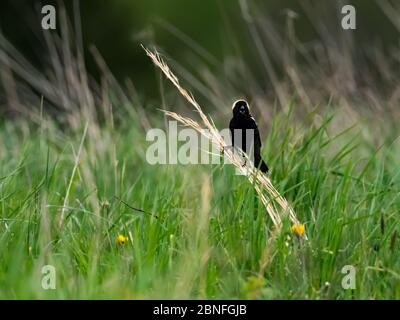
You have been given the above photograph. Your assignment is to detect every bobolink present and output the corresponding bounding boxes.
[229,100,269,173]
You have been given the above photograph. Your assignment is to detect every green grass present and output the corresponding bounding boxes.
[0,108,399,299]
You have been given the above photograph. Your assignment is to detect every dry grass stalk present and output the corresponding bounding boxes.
[143,45,302,235]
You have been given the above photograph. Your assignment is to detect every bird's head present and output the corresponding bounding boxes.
[232,100,250,117]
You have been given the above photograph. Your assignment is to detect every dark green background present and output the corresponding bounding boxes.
[0,0,398,100]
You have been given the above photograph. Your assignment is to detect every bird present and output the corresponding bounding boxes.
[229,99,269,173]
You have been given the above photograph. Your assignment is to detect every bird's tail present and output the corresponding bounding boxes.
[259,159,269,173]
[255,157,269,173]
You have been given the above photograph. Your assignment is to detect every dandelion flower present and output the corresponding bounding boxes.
[291,224,305,237]
[116,234,129,245]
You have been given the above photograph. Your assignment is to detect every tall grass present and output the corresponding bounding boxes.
[0,103,399,299]
[0,1,399,299]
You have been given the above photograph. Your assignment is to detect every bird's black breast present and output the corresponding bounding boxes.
[228,111,268,173]
[229,115,258,152]
[229,115,257,131]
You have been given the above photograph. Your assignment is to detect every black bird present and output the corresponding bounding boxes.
[229,100,269,173]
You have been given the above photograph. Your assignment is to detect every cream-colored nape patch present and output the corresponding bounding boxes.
[232,99,249,110]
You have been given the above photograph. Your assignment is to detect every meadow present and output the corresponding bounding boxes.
[1,2,400,300]
[0,91,399,298]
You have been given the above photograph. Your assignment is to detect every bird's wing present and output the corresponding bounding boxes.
[250,117,262,148]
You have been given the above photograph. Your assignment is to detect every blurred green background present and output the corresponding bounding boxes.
[0,1,400,300]
[0,0,398,102]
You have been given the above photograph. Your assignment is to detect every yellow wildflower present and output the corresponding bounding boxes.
[291,224,305,237]
[116,234,129,245]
